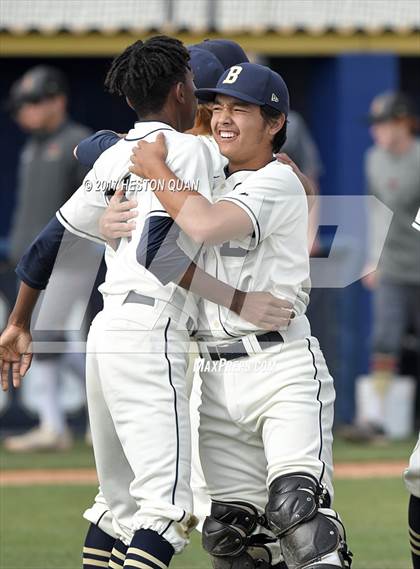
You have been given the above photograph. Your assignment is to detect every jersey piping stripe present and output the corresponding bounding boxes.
[164,317,180,504]
[306,338,326,484]
[160,317,185,537]
[218,196,261,247]
[160,519,173,538]
[223,166,261,179]
[135,120,175,128]
[125,128,174,142]
[56,209,106,244]
[94,509,109,528]
[145,211,171,220]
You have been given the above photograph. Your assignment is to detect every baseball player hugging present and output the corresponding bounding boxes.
[0,37,295,569]
[53,37,241,569]
[129,63,353,569]
[9,36,209,569]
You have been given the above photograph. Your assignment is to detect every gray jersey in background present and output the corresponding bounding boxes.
[365,138,420,284]
[9,120,91,263]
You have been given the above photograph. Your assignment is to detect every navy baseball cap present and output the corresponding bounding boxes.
[195,62,289,116]
[195,39,249,70]
[188,47,224,90]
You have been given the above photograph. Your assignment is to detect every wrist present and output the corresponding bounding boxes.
[230,289,245,315]
[8,310,31,329]
[7,317,30,330]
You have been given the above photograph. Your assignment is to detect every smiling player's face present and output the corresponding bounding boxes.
[211,95,273,167]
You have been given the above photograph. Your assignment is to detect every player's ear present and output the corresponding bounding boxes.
[125,96,134,110]
[174,82,186,104]
[267,113,286,137]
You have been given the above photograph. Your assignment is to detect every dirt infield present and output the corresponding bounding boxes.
[0,460,407,486]
[334,460,406,479]
[0,468,98,486]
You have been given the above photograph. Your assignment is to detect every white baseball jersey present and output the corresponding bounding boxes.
[198,134,227,180]
[198,160,311,340]
[57,121,214,326]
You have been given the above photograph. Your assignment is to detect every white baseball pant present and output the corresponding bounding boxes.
[198,334,335,511]
[85,296,195,552]
[405,434,420,498]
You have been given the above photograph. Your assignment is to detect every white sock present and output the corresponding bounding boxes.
[31,359,67,435]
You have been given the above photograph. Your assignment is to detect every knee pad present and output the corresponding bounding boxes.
[265,474,352,569]
[202,501,275,569]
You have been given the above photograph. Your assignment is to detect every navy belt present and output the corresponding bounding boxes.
[208,330,284,362]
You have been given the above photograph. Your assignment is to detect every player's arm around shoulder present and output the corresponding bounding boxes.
[165,133,214,198]
[129,132,254,245]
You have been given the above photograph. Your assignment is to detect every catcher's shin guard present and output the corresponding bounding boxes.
[265,474,352,569]
[202,501,276,568]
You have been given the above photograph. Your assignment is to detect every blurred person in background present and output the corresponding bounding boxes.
[3,65,91,452]
[359,92,420,442]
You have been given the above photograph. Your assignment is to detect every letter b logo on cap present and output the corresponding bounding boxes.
[223,66,243,84]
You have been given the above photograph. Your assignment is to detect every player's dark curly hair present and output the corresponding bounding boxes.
[104,35,190,116]
[260,105,288,153]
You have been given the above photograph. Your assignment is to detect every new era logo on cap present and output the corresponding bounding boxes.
[195,62,289,115]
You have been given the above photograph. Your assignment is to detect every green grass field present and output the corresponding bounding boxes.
[1,437,415,471]
[0,438,415,569]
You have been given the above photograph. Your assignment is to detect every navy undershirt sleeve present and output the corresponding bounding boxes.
[137,216,196,285]
[75,130,120,167]
[16,216,67,289]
